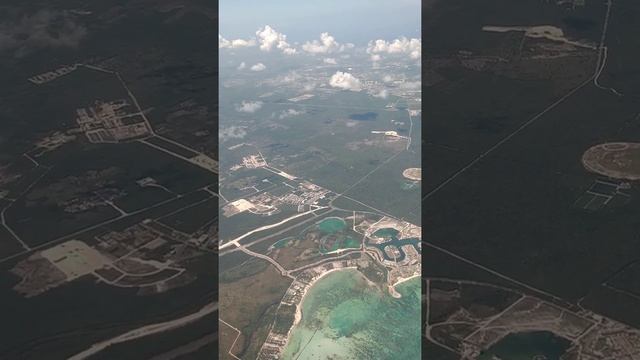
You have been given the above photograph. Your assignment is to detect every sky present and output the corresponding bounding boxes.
[219,0,420,45]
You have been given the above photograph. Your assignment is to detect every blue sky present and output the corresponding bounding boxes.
[219,0,420,45]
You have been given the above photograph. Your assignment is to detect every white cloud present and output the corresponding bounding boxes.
[400,80,421,90]
[255,25,296,54]
[323,57,337,64]
[302,32,341,54]
[276,71,300,84]
[231,39,255,47]
[370,54,381,62]
[329,71,362,92]
[235,100,263,113]
[372,89,388,99]
[367,37,421,59]
[303,83,316,92]
[220,126,247,141]
[279,109,305,119]
[250,62,266,71]
[382,74,394,83]
[282,47,297,55]
[219,34,256,49]
[219,34,230,48]
[237,62,246,70]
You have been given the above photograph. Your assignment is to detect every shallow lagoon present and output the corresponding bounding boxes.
[282,269,420,360]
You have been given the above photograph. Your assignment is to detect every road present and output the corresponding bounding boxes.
[0,185,215,265]
[68,302,217,360]
[422,74,595,201]
[219,207,326,250]
[219,319,242,360]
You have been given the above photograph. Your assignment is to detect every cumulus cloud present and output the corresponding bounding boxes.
[367,37,421,60]
[282,47,297,55]
[237,62,246,70]
[329,71,362,92]
[302,32,342,54]
[370,54,381,62]
[250,62,266,71]
[372,89,388,99]
[382,74,394,83]
[400,80,421,90]
[235,100,263,113]
[0,9,88,57]
[255,25,296,54]
[323,57,337,64]
[220,126,247,141]
[219,34,256,49]
[277,71,302,84]
[278,109,305,119]
[262,71,303,87]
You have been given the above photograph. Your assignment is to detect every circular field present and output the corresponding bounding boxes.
[402,168,421,181]
[582,142,640,180]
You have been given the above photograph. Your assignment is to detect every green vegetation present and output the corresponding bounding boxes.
[317,217,347,234]
[273,304,297,335]
[343,236,361,249]
[373,227,400,239]
[273,237,294,249]
[220,258,269,283]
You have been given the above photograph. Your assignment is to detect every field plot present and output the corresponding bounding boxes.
[0,227,26,259]
[158,197,218,235]
[606,262,640,297]
[344,150,421,224]
[5,141,213,248]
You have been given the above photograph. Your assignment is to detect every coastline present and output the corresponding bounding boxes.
[290,266,358,342]
[393,273,420,288]
[258,248,420,359]
[389,273,421,298]
[257,265,360,359]
[284,269,419,356]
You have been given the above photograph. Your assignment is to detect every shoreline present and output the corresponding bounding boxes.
[259,247,421,358]
[290,266,358,339]
[393,274,420,287]
[284,268,419,356]
[260,266,360,360]
[389,274,420,298]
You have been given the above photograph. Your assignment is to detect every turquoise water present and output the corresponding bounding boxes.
[401,181,419,190]
[342,236,360,249]
[320,235,361,253]
[282,269,421,360]
[372,227,399,239]
[317,217,347,234]
[478,331,571,360]
[367,227,421,261]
